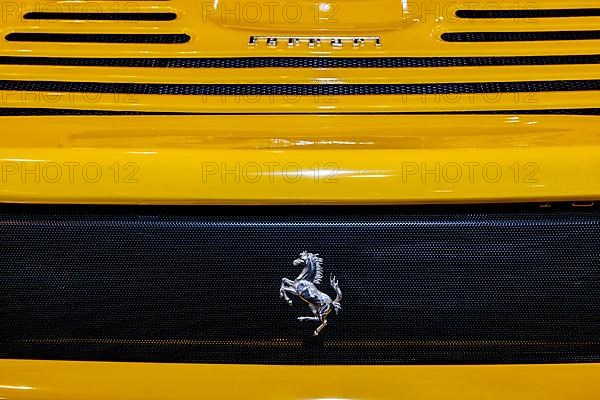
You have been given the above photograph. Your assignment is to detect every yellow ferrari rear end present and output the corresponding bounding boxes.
[1,0,599,399]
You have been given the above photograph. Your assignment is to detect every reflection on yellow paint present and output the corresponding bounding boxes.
[0,386,33,390]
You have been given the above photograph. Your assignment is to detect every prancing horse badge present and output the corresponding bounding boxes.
[279,252,342,336]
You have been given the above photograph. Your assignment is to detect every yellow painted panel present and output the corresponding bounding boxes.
[2,0,600,57]
[1,92,598,113]
[1,360,600,400]
[1,114,599,204]
[2,64,600,84]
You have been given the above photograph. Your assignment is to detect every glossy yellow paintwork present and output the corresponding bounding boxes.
[0,0,600,113]
[1,114,599,204]
[1,360,600,400]
[1,0,600,396]
[2,0,600,57]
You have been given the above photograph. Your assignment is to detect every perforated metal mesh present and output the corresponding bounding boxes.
[442,31,600,42]
[0,108,179,116]
[0,55,599,68]
[1,204,600,365]
[0,80,599,96]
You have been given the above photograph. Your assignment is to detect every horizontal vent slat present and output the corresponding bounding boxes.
[23,12,177,21]
[5,33,190,44]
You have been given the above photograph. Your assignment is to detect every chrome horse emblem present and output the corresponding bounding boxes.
[279,252,342,336]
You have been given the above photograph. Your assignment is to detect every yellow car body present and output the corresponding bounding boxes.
[1,0,599,398]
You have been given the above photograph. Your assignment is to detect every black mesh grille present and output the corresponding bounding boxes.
[456,8,600,19]
[23,12,177,21]
[1,203,600,365]
[0,108,180,116]
[442,30,600,42]
[0,55,598,68]
[1,108,600,116]
[5,33,190,44]
[0,79,599,95]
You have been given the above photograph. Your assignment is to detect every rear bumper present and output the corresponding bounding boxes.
[1,361,600,400]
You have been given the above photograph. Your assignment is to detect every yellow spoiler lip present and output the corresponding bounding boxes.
[1,113,599,205]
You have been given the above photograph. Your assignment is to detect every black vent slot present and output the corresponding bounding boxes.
[0,54,599,68]
[456,8,600,19]
[0,108,176,116]
[442,30,600,42]
[23,12,177,21]
[5,33,190,44]
[1,203,600,365]
[0,79,598,95]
